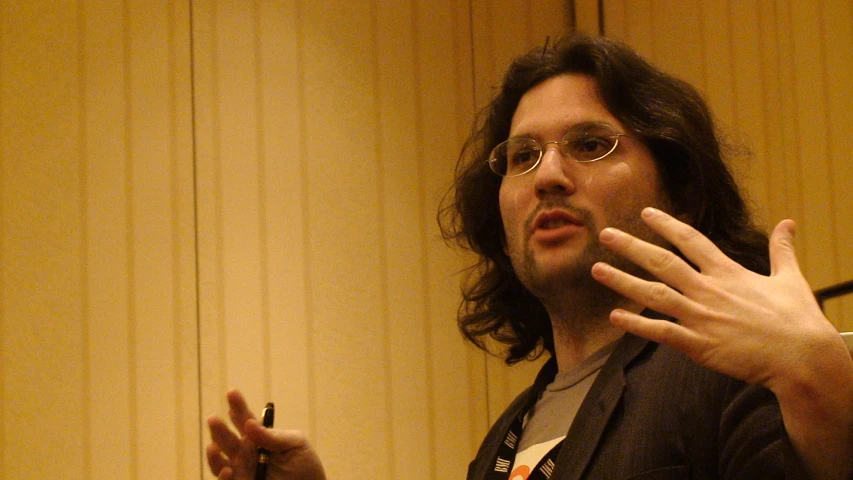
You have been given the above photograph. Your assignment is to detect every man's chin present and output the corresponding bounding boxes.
[521,245,621,296]
[529,246,597,277]
[522,259,597,297]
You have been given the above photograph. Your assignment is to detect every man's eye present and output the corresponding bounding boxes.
[510,149,538,165]
[570,136,613,159]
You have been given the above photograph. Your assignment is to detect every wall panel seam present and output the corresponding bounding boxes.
[251,0,273,403]
[816,0,840,286]
[369,0,397,477]
[757,0,774,228]
[210,0,228,405]
[781,1,806,273]
[293,0,318,440]
[412,1,438,475]
[724,2,737,128]
[77,1,92,477]
[122,1,140,476]
[0,0,5,469]
[187,0,207,475]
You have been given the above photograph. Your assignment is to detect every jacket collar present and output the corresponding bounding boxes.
[550,332,652,479]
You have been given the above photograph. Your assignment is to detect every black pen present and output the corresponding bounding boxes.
[255,402,275,480]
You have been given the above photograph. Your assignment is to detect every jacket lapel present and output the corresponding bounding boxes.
[468,358,559,480]
[551,333,651,479]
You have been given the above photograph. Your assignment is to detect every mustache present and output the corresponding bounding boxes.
[523,199,596,236]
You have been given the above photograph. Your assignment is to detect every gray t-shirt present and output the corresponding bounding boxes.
[510,342,617,476]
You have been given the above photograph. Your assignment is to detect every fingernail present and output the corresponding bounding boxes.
[591,262,611,278]
[600,228,616,241]
[642,207,659,218]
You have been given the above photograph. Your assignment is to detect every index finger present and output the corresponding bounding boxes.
[226,389,256,436]
[641,208,738,275]
[207,414,244,459]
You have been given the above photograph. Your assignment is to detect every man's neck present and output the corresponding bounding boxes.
[547,300,643,372]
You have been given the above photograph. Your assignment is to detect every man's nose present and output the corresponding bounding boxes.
[533,145,576,195]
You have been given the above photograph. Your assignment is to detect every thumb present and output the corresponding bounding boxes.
[769,219,800,277]
[244,418,312,453]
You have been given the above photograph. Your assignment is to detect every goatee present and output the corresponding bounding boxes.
[513,202,669,326]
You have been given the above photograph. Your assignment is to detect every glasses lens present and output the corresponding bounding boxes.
[489,139,541,176]
[562,124,620,162]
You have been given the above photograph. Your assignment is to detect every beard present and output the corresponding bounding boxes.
[510,199,670,322]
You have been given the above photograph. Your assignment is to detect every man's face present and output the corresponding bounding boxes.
[499,74,671,301]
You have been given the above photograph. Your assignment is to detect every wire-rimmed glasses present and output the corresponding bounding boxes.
[487,122,631,177]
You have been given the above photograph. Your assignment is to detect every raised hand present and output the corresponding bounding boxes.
[206,389,326,480]
[590,207,853,479]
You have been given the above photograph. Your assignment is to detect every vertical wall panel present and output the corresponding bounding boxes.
[728,2,769,212]
[655,0,706,89]
[603,0,654,57]
[301,2,390,477]
[788,2,835,285]
[82,2,133,477]
[217,2,267,400]
[471,0,570,108]
[1,1,198,479]
[170,0,202,473]
[193,0,227,428]
[418,1,489,476]
[89,1,199,477]
[449,0,494,456]
[256,0,314,448]
[574,0,601,34]
[375,2,431,477]
[126,1,195,477]
[767,1,807,247]
[695,2,734,129]
[0,2,87,476]
[193,0,312,464]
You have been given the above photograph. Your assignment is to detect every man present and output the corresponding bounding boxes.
[206,34,853,479]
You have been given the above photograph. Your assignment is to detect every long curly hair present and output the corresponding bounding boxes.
[439,33,770,364]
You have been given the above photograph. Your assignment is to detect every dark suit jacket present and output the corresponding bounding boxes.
[467,333,802,480]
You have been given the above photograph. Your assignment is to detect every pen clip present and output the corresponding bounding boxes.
[261,402,275,428]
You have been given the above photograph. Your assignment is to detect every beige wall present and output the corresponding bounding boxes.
[2,1,850,479]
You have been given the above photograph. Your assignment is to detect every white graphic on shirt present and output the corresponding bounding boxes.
[508,436,565,480]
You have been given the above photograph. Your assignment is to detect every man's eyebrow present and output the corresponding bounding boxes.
[507,120,616,139]
[567,120,616,130]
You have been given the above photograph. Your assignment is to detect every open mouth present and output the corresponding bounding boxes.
[532,210,583,232]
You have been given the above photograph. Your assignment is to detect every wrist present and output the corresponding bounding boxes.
[770,335,853,480]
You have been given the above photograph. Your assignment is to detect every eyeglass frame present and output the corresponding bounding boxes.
[486,123,633,177]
